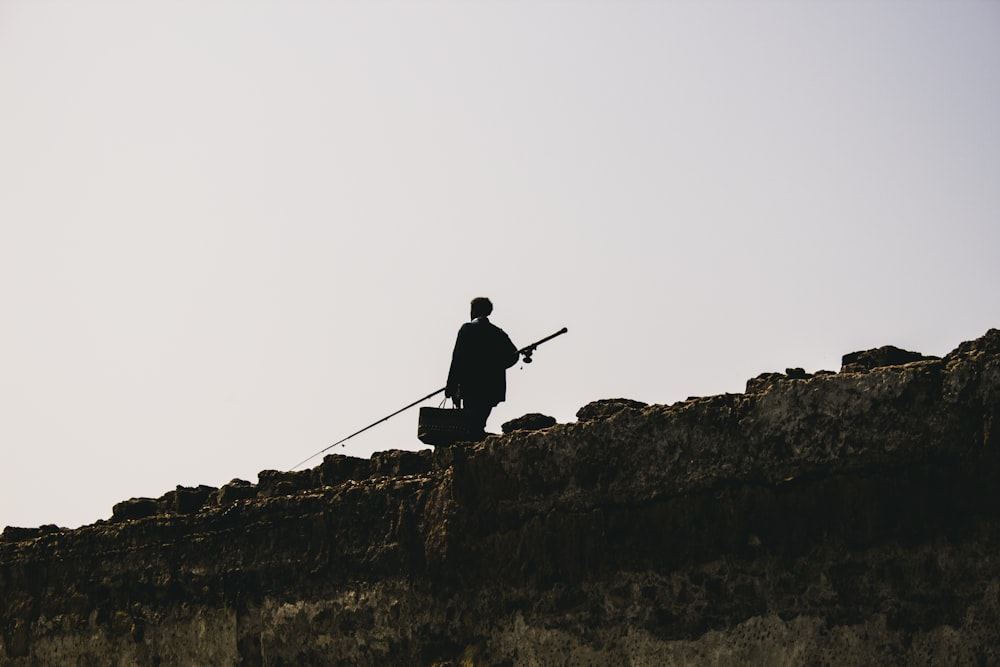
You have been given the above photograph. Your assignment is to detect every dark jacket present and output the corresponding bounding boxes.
[446,318,519,406]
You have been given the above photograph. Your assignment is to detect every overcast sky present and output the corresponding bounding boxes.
[2,1,998,530]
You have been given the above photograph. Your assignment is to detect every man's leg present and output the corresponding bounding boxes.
[462,399,492,440]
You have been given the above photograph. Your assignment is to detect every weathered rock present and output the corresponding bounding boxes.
[575,398,648,421]
[318,453,372,486]
[157,484,217,515]
[841,344,939,373]
[215,478,257,506]
[501,413,557,433]
[0,525,63,543]
[955,328,1000,356]
[110,497,158,523]
[745,371,787,394]
[371,448,433,477]
[2,329,999,666]
[256,468,315,498]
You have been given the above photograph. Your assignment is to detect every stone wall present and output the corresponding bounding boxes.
[1,330,998,665]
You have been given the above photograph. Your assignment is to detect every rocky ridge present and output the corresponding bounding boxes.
[1,330,998,665]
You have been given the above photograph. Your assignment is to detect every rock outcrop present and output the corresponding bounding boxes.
[2,330,999,666]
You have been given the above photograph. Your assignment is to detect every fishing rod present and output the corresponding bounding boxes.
[518,327,568,364]
[290,327,568,471]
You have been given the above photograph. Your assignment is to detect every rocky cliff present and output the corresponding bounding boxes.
[2,330,999,666]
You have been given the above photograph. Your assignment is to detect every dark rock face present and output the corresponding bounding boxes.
[216,478,257,506]
[841,344,939,373]
[575,398,648,421]
[110,497,158,523]
[501,413,557,433]
[2,329,999,665]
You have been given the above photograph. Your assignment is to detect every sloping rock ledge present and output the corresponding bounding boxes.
[1,330,999,666]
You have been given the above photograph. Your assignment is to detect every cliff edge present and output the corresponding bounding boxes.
[2,330,999,665]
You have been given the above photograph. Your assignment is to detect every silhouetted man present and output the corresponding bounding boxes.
[446,297,520,439]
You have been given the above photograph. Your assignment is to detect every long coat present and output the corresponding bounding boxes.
[446,318,519,406]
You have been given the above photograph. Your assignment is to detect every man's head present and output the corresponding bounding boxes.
[470,297,493,320]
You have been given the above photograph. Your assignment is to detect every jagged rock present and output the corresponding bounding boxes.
[178,485,216,513]
[371,449,434,477]
[2,329,1000,665]
[318,454,372,486]
[501,413,557,433]
[0,525,62,543]
[0,527,37,543]
[257,469,315,498]
[841,344,939,373]
[946,327,1000,358]
[746,368,817,393]
[157,485,217,515]
[745,371,787,393]
[110,497,158,523]
[575,398,648,421]
[216,479,257,506]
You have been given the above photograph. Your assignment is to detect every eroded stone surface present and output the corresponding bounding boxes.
[841,344,939,373]
[1,329,999,665]
[502,413,557,434]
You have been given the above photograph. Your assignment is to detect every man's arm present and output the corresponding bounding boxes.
[501,330,519,369]
[445,325,467,400]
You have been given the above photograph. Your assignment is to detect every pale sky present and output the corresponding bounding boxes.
[2,1,999,530]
